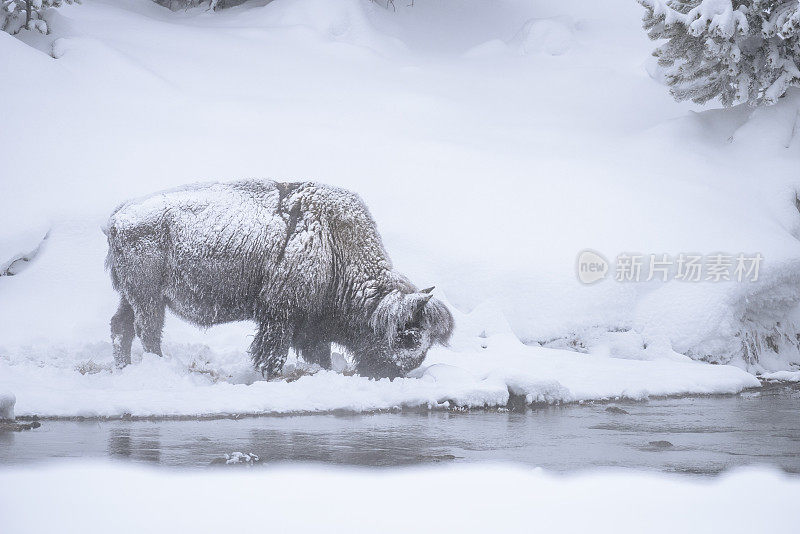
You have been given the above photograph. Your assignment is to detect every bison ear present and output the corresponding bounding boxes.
[419,286,435,294]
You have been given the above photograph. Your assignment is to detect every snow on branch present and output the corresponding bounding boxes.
[1,0,78,36]
[639,0,800,106]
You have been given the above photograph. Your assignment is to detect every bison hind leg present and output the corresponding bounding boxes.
[251,321,293,379]
[110,296,135,368]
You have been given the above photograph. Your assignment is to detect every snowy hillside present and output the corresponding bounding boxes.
[1,0,799,417]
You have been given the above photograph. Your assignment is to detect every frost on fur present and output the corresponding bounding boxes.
[104,179,454,379]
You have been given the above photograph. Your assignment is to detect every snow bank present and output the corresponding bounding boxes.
[0,463,797,534]
[761,370,800,382]
[0,203,49,276]
[256,0,406,54]
[0,302,759,418]
[511,17,575,56]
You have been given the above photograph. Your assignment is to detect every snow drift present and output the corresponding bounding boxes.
[0,301,761,418]
[0,463,798,534]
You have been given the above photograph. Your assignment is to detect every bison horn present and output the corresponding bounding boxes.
[420,286,435,294]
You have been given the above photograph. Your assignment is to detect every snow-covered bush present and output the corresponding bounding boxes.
[154,0,242,10]
[153,0,396,12]
[154,0,210,10]
[640,0,800,106]
[1,0,77,35]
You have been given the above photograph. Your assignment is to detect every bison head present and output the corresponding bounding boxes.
[368,286,454,378]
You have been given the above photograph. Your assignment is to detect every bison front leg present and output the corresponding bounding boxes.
[251,321,293,379]
[298,340,332,370]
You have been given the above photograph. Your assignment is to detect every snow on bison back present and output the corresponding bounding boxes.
[103,179,453,379]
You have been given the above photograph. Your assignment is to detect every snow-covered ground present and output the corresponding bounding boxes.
[1,463,798,533]
[0,307,760,418]
[1,0,799,417]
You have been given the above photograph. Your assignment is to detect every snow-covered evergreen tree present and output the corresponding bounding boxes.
[2,0,78,35]
[640,0,800,106]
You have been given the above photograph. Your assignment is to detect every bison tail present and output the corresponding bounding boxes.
[103,225,122,291]
[105,247,121,291]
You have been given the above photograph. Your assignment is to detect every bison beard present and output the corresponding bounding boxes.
[103,179,454,379]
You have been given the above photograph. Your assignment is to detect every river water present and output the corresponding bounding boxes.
[2,382,798,475]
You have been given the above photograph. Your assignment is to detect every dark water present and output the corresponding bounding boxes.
[1,383,799,475]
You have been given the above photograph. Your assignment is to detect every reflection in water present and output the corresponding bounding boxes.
[0,428,15,448]
[108,427,161,463]
[243,424,455,466]
[1,383,799,474]
[108,428,131,458]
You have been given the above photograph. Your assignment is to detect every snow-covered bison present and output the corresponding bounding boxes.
[104,180,453,379]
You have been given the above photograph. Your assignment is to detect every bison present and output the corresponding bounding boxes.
[103,179,454,379]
